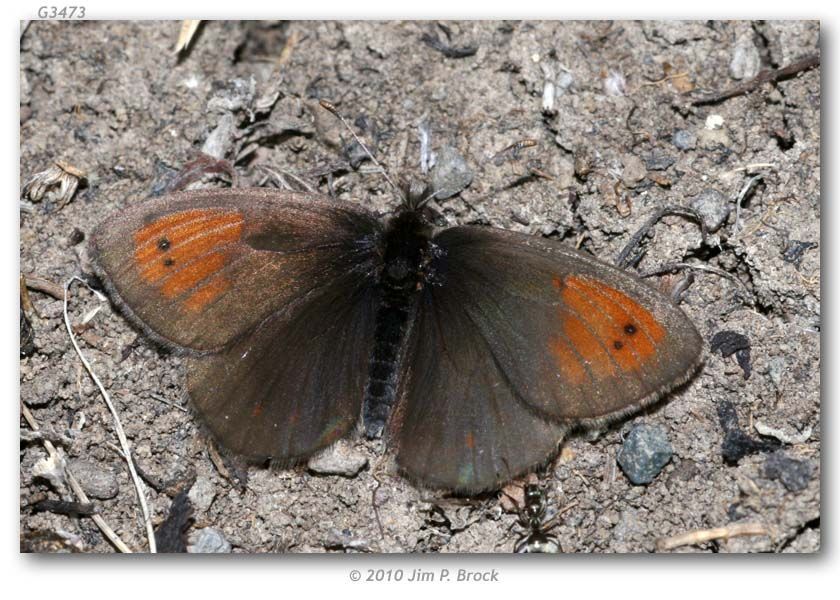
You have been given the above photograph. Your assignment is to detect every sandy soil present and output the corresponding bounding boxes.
[20,20,820,553]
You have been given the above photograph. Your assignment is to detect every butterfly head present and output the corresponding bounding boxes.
[397,177,436,212]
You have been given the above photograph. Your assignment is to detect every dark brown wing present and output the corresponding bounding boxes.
[392,226,702,492]
[186,272,380,462]
[391,286,568,493]
[90,188,383,353]
[91,188,384,461]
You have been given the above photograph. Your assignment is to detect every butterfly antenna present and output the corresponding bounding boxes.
[414,187,441,209]
[319,99,406,204]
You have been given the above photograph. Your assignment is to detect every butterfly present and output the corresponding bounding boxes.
[90,182,702,494]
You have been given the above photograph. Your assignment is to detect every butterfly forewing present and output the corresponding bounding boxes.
[91,188,383,353]
[435,227,702,422]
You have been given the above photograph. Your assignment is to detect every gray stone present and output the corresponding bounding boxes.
[764,451,814,492]
[645,151,676,171]
[431,145,473,200]
[617,424,673,485]
[766,356,787,388]
[67,458,119,500]
[689,188,731,233]
[187,475,216,513]
[556,71,574,95]
[730,36,762,80]
[621,154,647,187]
[307,440,368,477]
[22,376,60,407]
[673,129,697,151]
[187,527,232,553]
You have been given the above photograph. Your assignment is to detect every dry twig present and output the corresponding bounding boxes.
[656,522,769,551]
[640,262,755,304]
[23,272,65,300]
[692,55,819,106]
[175,20,201,54]
[731,175,764,235]
[63,276,157,553]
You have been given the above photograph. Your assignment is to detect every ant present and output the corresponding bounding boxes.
[511,484,576,553]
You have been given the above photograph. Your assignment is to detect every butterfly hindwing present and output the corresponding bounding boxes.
[390,285,569,493]
[187,272,381,462]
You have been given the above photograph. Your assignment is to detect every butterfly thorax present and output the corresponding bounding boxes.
[378,209,436,296]
[362,209,437,439]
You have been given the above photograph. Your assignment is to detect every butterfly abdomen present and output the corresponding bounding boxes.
[362,298,414,438]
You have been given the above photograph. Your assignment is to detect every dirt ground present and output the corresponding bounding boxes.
[19,20,820,553]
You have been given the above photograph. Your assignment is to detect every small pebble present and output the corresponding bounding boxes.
[307,440,368,477]
[782,240,818,267]
[673,129,697,151]
[765,356,786,388]
[66,227,85,246]
[22,375,60,407]
[67,459,119,500]
[556,71,574,95]
[431,145,473,200]
[149,161,179,197]
[705,114,725,130]
[20,105,32,125]
[574,148,594,179]
[188,475,216,513]
[730,36,761,80]
[668,458,700,483]
[617,424,673,485]
[207,76,257,114]
[603,70,627,96]
[764,451,814,492]
[689,188,731,233]
[187,527,232,553]
[621,154,647,187]
[710,330,752,379]
[510,207,531,226]
[645,151,676,171]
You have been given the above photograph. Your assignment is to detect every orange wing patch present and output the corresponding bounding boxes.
[184,275,232,313]
[133,209,244,313]
[548,335,589,385]
[551,275,666,380]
